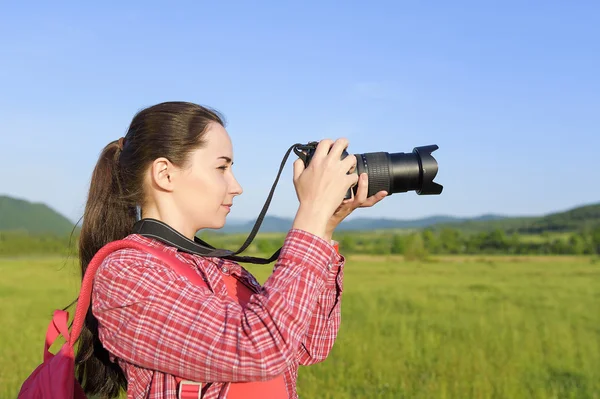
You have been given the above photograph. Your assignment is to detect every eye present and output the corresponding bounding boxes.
[218,166,228,171]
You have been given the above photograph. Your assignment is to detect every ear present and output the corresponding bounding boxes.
[150,157,177,192]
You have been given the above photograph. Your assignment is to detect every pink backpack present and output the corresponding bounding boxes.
[18,240,208,399]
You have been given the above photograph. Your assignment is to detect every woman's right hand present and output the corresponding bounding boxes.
[291,138,358,239]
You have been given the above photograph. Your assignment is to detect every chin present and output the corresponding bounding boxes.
[209,219,227,230]
[214,222,226,230]
[194,218,226,233]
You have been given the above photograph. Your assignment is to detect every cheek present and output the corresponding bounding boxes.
[184,172,212,197]
[184,170,227,204]
[210,173,228,196]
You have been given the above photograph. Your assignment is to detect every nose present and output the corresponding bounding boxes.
[230,173,243,196]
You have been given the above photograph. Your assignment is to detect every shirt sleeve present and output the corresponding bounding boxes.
[295,241,345,365]
[92,229,336,383]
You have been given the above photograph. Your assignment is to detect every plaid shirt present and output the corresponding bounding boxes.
[92,229,345,398]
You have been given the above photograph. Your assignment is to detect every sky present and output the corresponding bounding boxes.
[1,1,598,224]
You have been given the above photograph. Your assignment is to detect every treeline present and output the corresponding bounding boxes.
[331,227,600,257]
[206,227,600,257]
[2,225,600,257]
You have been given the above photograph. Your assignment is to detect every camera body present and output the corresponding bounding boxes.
[293,141,443,200]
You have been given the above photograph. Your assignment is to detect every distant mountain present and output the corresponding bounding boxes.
[217,203,600,234]
[431,202,600,234]
[0,195,76,235]
[209,215,297,234]
[214,213,508,234]
[336,214,506,231]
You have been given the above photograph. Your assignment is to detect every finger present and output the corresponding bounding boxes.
[359,190,388,207]
[334,198,354,214]
[293,158,305,182]
[354,173,369,205]
[313,139,334,162]
[346,172,359,196]
[329,137,350,161]
[342,153,357,174]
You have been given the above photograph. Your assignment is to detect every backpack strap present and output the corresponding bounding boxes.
[70,239,208,345]
[68,240,208,398]
[44,309,70,362]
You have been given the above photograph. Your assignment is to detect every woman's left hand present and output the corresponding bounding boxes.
[325,173,388,239]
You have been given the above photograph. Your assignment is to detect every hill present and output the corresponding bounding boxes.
[0,195,76,235]
[207,214,507,234]
[216,203,600,234]
[432,202,600,234]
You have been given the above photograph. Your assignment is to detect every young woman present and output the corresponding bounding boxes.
[75,101,387,399]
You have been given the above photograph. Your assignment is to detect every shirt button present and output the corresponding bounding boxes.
[327,263,333,270]
[221,266,229,274]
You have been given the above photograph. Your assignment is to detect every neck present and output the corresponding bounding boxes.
[142,206,196,240]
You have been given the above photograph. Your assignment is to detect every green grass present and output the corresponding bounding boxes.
[2,255,599,398]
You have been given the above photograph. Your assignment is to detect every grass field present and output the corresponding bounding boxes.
[1,254,599,398]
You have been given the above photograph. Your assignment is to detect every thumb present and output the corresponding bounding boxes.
[293,158,305,182]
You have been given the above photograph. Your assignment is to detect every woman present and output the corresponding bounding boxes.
[75,101,387,398]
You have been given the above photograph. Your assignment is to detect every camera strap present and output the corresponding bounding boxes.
[132,143,306,265]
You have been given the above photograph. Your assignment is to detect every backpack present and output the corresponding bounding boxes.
[18,239,208,399]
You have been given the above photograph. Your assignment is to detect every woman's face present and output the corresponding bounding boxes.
[173,122,243,232]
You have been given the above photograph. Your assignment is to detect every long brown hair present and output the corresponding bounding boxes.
[75,101,224,397]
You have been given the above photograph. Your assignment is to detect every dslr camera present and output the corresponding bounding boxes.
[294,142,443,200]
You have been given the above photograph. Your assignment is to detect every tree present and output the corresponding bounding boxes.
[421,229,439,252]
[404,233,428,261]
[439,228,462,254]
[480,229,507,253]
[391,234,404,254]
[508,233,521,254]
[568,233,586,255]
[339,234,357,253]
[591,225,600,254]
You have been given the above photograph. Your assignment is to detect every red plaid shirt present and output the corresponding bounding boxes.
[92,229,344,398]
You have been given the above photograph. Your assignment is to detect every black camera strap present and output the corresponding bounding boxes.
[132,143,306,264]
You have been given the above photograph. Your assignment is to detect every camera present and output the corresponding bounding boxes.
[293,141,443,200]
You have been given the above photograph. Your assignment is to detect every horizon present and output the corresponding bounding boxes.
[1,2,598,223]
[1,193,596,226]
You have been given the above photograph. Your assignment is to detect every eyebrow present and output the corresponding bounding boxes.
[218,156,233,165]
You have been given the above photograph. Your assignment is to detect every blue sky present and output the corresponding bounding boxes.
[1,1,598,223]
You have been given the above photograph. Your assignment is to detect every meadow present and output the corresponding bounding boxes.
[1,254,599,398]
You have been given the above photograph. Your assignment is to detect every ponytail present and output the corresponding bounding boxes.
[75,140,135,397]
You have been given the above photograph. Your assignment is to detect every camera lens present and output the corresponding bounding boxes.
[351,145,443,197]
